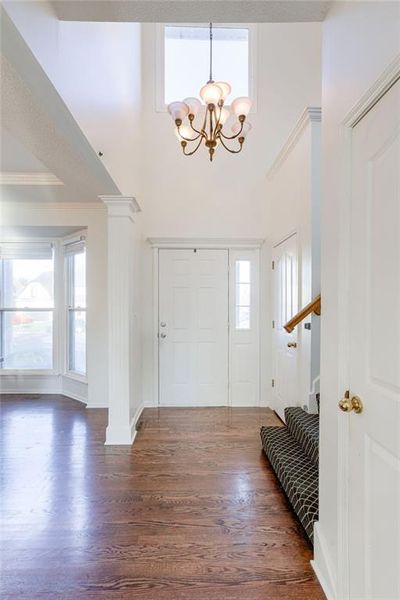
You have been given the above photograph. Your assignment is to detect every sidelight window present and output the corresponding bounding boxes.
[235,259,251,330]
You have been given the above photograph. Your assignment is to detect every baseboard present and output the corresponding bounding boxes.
[105,403,144,445]
[311,522,337,600]
[60,392,87,405]
[86,402,108,409]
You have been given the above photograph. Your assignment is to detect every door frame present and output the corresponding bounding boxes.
[148,237,264,408]
[330,57,400,600]
[271,230,300,419]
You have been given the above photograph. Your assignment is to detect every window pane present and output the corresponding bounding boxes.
[236,306,250,330]
[236,283,250,305]
[235,260,250,283]
[165,26,249,104]
[69,311,86,375]
[73,252,86,308]
[2,259,54,308]
[1,311,53,369]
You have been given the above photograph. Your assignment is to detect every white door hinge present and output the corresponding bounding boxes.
[272,378,275,388]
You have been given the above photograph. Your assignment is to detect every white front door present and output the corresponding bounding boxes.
[272,234,299,420]
[159,249,229,406]
[347,79,400,599]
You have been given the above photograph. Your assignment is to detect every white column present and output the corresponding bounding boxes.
[100,195,141,444]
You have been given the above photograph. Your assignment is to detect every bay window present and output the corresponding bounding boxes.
[0,243,54,370]
[65,240,86,377]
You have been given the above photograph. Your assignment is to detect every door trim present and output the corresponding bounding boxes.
[334,58,400,600]
[149,237,265,249]
[150,238,264,407]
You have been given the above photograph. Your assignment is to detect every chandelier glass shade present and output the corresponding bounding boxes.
[167,23,253,162]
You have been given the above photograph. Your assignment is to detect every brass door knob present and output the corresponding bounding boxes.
[339,391,363,414]
[287,342,297,348]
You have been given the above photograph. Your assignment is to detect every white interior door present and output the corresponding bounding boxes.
[159,249,229,406]
[347,79,400,599]
[272,234,299,420]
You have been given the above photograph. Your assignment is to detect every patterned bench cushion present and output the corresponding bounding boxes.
[260,425,319,543]
[284,407,319,466]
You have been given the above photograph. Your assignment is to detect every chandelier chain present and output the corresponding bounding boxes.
[209,22,213,83]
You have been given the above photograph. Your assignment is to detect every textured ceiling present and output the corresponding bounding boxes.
[1,8,121,202]
[52,0,332,23]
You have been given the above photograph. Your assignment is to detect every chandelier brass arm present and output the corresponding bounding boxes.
[217,134,244,154]
[181,137,204,156]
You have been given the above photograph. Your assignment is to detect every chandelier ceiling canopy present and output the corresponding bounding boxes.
[167,23,253,162]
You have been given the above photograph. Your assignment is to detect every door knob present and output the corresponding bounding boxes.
[287,342,297,348]
[160,322,166,327]
[160,333,167,339]
[338,391,363,414]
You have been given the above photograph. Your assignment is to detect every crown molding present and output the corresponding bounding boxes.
[99,195,141,221]
[267,106,321,180]
[342,54,400,128]
[0,172,64,186]
[148,237,265,249]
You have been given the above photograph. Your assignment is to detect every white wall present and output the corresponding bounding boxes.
[1,202,108,408]
[140,22,322,407]
[316,2,400,597]
[3,2,143,199]
[265,112,321,412]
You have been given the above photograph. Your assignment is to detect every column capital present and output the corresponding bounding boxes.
[99,195,141,221]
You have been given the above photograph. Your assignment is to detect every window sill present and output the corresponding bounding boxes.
[0,369,58,376]
[63,371,88,384]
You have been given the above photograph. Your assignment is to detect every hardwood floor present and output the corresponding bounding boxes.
[0,395,324,599]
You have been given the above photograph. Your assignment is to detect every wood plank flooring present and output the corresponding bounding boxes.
[0,395,325,599]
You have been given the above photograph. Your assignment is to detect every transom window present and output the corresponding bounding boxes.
[164,25,250,106]
[0,243,54,369]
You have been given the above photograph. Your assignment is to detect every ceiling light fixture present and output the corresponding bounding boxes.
[167,23,252,162]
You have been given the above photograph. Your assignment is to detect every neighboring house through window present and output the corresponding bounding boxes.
[0,243,54,369]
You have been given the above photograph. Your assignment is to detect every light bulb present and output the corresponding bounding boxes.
[214,81,231,102]
[168,101,189,122]
[183,97,202,117]
[175,125,194,141]
[232,122,252,139]
[231,96,252,118]
[218,107,230,126]
[199,83,223,105]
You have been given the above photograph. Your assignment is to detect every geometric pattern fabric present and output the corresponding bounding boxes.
[260,415,319,544]
[284,407,319,466]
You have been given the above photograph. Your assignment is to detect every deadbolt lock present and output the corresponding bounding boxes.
[339,391,363,414]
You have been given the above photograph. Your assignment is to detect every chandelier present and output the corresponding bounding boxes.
[167,23,252,162]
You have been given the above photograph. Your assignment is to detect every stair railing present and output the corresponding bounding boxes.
[284,294,321,333]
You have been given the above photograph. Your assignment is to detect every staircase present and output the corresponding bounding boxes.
[260,407,319,544]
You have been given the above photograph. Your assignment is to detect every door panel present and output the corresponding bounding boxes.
[348,80,400,600]
[159,249,228,406]
[272,234,299,420]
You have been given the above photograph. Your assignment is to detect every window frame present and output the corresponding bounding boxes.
[155,23,258,113]
[0,238,60,375]
[64,238,87,381]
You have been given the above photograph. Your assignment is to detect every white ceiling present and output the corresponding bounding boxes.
[1,127,50,172]
[1,7,121,203]
[52,1,332,23]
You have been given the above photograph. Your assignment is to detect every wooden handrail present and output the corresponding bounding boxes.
[284,294,321,333]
